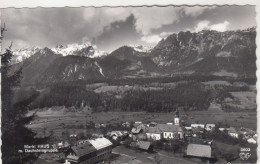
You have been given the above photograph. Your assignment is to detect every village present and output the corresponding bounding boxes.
[29,109,257,164]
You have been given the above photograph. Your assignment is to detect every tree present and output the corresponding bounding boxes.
[1,25,44,163]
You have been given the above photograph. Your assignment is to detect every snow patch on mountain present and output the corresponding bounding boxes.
[51,42,92,56]
[12,47,41,63]
[51,43,108,58]
[129,45,153,53]
[94,61,105,77]
[11,42,108,64]
[91,50,108,58]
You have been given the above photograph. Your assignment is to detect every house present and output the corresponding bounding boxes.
[122,122,131,127]
[146,124,183,140]
[58,141,70,149]
[110,131,124,137]
[218,128,226,131]
[205,124,215,131]
[191,128,201,137]
[134,121,143,127]
[191,124,205,129]
[95,123,101,128]
[52,141,70,149]
[69,134,78,142]
[132,124,147,135]
[247,138,257,144]
[92,133,104,138]
[240,128,255,136]
[185,131,192,137]
[65,137,113,164]
[136,133,148,141]
[77,140,88,145]
[227,128,239,138]
[148,122,157,127]
[185,127,192,130]
[136,124,147,130]
[136,141,153,152]
[186,144,211,158]
[131,128,143,134]
[70,134,77,138]
[107,131,124,140]
[146,131,162,140]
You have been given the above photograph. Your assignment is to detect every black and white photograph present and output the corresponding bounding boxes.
[0,3,258,164]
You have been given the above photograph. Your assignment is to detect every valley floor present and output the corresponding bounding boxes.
[26,107,256,139]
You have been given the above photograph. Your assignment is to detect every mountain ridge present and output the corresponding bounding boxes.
[10,27,256,86]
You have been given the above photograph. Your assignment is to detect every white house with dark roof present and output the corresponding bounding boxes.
[205,124,215,131]
[191,124,205,129]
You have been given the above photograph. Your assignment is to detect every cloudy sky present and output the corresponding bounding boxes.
[1,6,256,52]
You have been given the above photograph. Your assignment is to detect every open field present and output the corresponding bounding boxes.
[185,110,256,129]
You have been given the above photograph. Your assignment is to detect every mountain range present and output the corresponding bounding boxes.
[11,27,256,86]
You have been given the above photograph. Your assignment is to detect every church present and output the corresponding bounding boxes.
[146,112,183,140]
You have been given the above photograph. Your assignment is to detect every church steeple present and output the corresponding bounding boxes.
[174,109,180,125]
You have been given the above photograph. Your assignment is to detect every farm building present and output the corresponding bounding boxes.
[65,137,113,164]
[186,144,211,158]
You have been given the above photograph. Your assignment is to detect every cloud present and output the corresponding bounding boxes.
[132,7,181,35]
[82,7,132,36]
[194,20,230,32]
[210,21,230,32]
[141,34,162,44]
[2,8,134,50]
[2,6,255,51]
[182,6,216,17]
[94,14,142,51]
[2,7,187,49]
[160,32,175,38]
[194,20,211,32]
